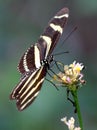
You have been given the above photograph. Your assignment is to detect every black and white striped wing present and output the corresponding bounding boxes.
[17,45,42,74]
[37,7,69,59]
[10,7,69,111]
[10,66,47,111]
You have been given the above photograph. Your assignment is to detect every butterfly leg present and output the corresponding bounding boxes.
[46,71,59,90]
[45,78,59,91]
[67,89,77,113]
[54,60,64,73]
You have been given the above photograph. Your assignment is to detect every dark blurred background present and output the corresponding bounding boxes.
[0,0,97,130]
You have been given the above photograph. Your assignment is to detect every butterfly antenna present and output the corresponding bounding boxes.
[54,26,77,55]
[53,51,69,56]
[61,26,77,46]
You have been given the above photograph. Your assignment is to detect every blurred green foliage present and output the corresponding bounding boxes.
[0,0,97,130]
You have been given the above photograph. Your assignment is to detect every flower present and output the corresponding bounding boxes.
[61,117,81,130]
[53,61,85,91]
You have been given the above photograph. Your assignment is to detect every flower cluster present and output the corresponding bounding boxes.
[53,61,85,91]
[61,117,81,130]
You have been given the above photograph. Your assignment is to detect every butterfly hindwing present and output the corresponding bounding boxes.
[10,66,47,111]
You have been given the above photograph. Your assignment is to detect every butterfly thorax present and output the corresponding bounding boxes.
[41,55,54,69]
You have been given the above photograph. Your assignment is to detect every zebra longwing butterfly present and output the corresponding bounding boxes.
[10,7,69,111]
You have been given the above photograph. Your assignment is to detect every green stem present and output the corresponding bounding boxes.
[71,90,83,130]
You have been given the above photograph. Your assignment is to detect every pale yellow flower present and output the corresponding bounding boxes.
[53,61,85,90]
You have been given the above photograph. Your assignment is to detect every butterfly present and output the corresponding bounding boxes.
[10,7,69,111]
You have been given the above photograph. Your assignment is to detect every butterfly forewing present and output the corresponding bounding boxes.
[18,45,41,74]
[37,8,69,59]
[10,7,69,111]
